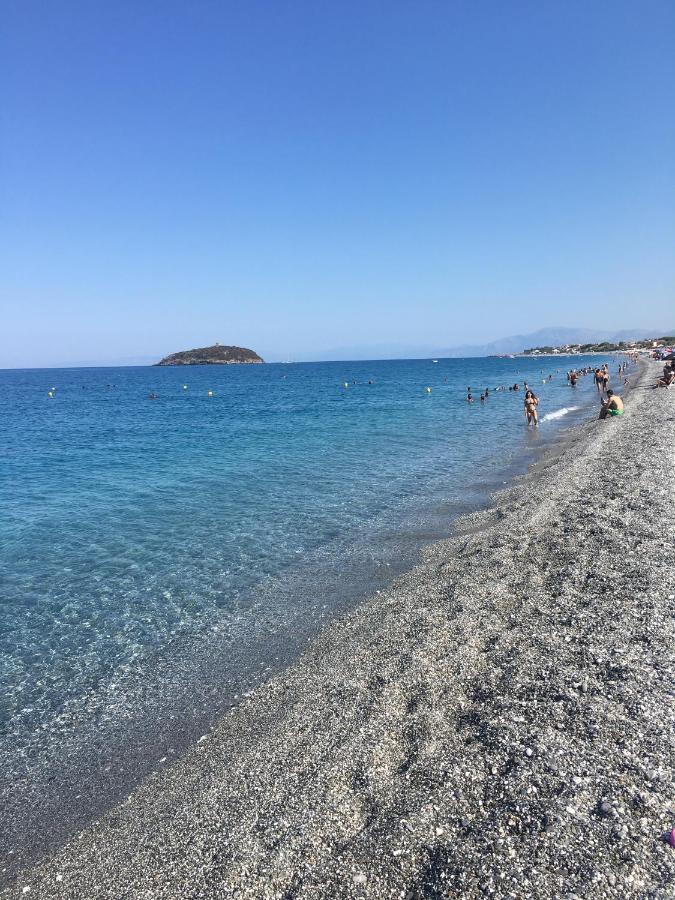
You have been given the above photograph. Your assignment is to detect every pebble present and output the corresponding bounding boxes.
[7,362,673,900]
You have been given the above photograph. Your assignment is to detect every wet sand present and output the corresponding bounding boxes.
[4,361,675,899]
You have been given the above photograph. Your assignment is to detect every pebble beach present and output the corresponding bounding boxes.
[4,360,675,899]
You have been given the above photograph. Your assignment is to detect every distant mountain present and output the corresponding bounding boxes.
[441,327,671,358]
[281,327,672,362]
[155,344,264,366]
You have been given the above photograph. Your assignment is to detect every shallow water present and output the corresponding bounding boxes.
[0,354,618,866]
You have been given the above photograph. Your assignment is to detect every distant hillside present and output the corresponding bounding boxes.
[155,344,264,366]
[523,334,675,355]
[295,327,673,362]
[442,327,671,358]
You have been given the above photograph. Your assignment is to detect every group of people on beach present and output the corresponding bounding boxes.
[589,363,627,418]
[465,379,542,426]
[466,357,636,425]
[563,362,629,419]
[594,365,611,393]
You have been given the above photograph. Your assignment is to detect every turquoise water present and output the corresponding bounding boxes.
[0,354,619,866]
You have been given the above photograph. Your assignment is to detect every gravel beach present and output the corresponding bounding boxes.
[4,361,675,900]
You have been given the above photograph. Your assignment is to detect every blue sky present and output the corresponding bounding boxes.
[2,0,674,366]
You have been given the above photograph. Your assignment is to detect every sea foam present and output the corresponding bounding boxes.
[542,406,579,422]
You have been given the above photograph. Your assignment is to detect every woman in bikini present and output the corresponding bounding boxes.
[524,390,539,426]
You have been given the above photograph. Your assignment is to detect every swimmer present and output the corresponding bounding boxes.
[467,389,474,403]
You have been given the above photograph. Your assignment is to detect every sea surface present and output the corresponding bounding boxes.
[0,354,619,870]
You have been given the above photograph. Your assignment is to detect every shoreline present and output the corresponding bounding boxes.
[6,361,675,898]
[0,365,606,878]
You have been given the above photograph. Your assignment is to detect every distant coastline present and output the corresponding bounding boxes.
[520,334,674,357]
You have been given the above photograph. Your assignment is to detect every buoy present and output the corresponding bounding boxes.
[207,390,213,397]
[47,391,53,398]
[343,382,349,388]
[426,387,432,393]
[183,384,188,390]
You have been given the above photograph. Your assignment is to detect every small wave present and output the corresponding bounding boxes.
[541,406,579,422]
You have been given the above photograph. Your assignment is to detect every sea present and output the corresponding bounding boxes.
[0,354,618,872]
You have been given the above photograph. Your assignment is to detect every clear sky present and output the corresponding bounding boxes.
[2,0,674,366]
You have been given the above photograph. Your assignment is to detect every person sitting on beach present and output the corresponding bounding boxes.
[599,389,624,419]
[524,390,539,426]
[656,362,675,387]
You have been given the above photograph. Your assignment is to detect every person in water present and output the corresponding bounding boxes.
[524,390,539,426]
[599,389,624,419]
[467,391,474,403]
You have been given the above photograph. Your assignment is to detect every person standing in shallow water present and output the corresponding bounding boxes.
[524,390,539,426]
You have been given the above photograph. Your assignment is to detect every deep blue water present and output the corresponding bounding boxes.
[0,354,622,864]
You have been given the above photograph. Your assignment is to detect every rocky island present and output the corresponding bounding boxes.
[154,344,264,366]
